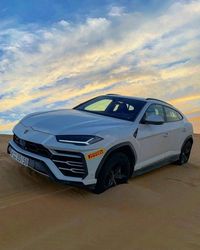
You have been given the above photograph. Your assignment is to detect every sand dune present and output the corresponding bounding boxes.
[0,135,200,250]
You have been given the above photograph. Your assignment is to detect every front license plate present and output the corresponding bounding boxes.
[10,148,29,167]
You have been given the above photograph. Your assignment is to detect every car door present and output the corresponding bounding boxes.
[163,106,184,156]
[135,103,170,170]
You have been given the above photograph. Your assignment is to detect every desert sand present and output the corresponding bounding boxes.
[0,134,200,250]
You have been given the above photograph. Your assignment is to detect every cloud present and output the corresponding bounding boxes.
[0,0,200,133]
[170,94,200,104]
[108,6,126,17]
[0,118,17,132]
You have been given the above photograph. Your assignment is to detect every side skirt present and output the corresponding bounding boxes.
[133,155,179,177]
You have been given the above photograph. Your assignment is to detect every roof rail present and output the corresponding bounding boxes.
[146,98,172,106]
[106,93,119,96]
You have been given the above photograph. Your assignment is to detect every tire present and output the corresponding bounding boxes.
[93,152,131,194]
[176,140,193,165]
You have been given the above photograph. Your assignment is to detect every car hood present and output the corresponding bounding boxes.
[21,109,130,135]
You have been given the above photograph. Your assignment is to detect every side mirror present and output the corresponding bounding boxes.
[143,114,164,125]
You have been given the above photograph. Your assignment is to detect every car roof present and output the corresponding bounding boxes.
[105,94,146,102]
[105,94,173,107]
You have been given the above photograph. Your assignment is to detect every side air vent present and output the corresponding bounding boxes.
[52,153,87,178]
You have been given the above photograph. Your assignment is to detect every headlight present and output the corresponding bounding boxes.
[56,135,103,146]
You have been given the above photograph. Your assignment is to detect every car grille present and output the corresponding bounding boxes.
[13,134,51,158]
[13,134,87,178]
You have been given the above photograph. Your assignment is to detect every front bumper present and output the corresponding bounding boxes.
[8,140,97,187]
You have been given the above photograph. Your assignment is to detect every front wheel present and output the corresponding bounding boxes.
[94,152,131,194]
[177,140,192,165]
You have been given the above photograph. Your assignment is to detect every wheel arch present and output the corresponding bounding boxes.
[95,142,137,179]
[181,135,193,150]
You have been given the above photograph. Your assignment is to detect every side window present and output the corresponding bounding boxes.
[164,106,183,122]
[144,104,165,120]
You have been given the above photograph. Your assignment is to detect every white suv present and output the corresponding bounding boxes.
[8,94,193,193]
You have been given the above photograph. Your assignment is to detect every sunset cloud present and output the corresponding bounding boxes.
[0,0,200,133]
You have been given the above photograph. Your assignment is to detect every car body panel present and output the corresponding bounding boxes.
[136,123,171,169]
[21,109,130,135]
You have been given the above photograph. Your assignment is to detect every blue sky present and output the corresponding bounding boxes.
[0,0,172,25]
[0,0,200,133]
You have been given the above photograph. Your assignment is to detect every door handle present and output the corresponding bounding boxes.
[182,127,186,132]
[163,132,169,137]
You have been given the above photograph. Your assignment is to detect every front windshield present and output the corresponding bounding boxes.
[74,96,146,121]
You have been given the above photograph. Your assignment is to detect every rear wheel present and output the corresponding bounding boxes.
[94,152,131,194]
[177,140,192,165]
